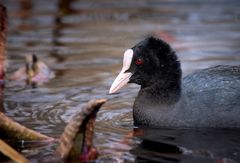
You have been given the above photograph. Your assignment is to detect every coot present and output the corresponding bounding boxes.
[109,37,240,128]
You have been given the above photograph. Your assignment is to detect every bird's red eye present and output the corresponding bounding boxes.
[135,58,143,65]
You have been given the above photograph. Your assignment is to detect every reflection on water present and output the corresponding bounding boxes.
[1,0,240,162]
[132,128,240,162]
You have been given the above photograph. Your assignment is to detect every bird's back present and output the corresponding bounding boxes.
[180,65,240,127]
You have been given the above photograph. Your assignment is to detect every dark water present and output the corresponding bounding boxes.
[1,0,240,162]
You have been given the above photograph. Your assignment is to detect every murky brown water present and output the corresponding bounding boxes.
[1,0,240,162]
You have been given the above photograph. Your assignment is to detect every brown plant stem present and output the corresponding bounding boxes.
[0,4,7,112]
[0,112,52,141]
[0,139,29,163]
[57,99,107,160]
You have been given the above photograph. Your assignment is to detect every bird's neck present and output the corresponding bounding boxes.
[133,79,181,127]
[137,79,181,106]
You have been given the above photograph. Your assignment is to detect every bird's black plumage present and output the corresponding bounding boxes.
[125,37,240,127]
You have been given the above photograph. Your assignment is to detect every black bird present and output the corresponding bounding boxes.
[109,37,240,128]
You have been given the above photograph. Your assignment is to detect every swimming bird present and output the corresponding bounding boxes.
[109,37,240,128]
[10,53,54,85]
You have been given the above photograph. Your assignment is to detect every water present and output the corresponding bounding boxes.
[1,0,240,162]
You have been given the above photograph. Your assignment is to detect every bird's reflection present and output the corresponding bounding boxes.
[131,128,240,163]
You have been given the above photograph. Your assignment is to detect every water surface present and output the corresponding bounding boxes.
[2,0,240,162]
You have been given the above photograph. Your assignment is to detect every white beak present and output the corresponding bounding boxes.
[109,49,133,94]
